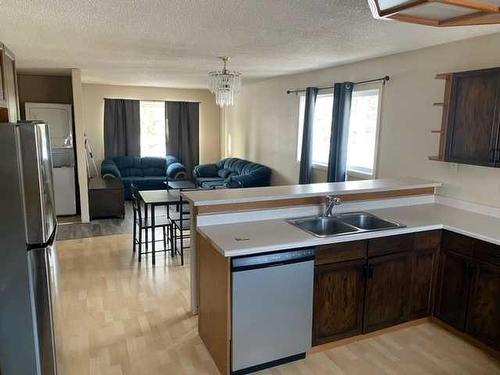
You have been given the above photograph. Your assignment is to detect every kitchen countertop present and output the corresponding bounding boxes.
[182,177,441,207]
[197,203,500,257]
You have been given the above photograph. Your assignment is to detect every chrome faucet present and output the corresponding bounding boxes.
[324,195,342,217]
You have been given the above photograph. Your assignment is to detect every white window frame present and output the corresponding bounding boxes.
[295,83,383,179]
[346,82,384,180]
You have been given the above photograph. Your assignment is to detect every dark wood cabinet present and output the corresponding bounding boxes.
[446,68,500,166]
[88,177,125,219]
[368,233,413,257]
[409,249,436,319]
[313,231,438,345]
[312,229,500,353]
[409,231,440,319]
[313,259,365,345]
[435,232,500,353]
[435,249,471,331]
[0,51,4,106]
[434,67,500,167]
[0,42,18,122]
[466,262,500,350]
[364,252,411,332]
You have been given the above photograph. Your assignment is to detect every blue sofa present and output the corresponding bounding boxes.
[101,156,187,199]
[193,158,272,189]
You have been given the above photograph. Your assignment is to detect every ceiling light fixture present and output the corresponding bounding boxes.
[368,0,500,27]
[208,57,241,108]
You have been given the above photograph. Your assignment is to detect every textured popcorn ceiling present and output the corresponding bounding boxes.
[1,0,499,88]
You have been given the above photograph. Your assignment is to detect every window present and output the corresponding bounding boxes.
[296,86,381,178]
[140,101,166,157]
[346,88,381,177]
[296,93,334,166]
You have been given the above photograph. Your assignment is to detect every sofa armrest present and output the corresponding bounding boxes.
[224,167,272,188]
[101,160,121,178]
[167,162,187,179]
[193,163,219,178]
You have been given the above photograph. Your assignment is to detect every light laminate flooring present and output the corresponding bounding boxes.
[54,234,500,375]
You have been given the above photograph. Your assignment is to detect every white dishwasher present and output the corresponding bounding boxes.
[231,248,315,374]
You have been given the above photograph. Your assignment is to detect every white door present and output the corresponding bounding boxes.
[25,103,76,216]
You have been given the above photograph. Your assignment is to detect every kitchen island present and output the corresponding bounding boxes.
[181,178,500,374]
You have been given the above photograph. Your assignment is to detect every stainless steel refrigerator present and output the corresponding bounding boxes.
[0,121,58,375]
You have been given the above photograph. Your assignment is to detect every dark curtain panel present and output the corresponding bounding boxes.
[299,87,318,184]
[103,99,140,159]
[165,101,200,177]
[327,82,353,182]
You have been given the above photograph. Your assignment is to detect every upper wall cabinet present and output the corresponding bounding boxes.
[431,67,500,168]
[0,42,19,122]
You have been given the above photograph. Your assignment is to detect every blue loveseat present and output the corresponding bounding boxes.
[101,156,186,199]
[193,158,272,189]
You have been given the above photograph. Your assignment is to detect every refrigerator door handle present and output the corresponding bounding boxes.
[18,122,57,245]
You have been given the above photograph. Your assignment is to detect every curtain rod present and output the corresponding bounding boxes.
[286,75,390,95]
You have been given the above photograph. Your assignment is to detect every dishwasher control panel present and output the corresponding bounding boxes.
[232,248,315,272]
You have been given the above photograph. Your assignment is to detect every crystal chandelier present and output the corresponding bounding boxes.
[208,57,241,108]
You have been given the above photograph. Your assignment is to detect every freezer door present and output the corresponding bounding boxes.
[28,246,58,375]
[18,122,57,245]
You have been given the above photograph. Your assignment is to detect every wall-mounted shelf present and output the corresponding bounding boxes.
[429,73,452,162]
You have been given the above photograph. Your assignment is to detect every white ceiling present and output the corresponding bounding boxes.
[1,0,499,88]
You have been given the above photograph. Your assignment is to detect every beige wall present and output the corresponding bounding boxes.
[225,32,500,208]
[82,83,220,167]
[71,69,90,222]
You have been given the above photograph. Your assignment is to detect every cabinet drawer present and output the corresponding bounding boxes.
[315,241,367,265]
[414,230,441,251]
[368,234,413,257]
[474,240,500,266]
[442,231,475,257]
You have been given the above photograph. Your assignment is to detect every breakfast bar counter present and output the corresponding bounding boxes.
[197,203,500,257]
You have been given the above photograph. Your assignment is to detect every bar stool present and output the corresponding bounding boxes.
[132,190,171,263]
[171,196,191,266]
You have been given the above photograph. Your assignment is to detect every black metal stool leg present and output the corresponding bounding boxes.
[163,226,166,251]
[169,224,174,257]
[145,204,149,250]
[132,209,137,253]
[180,229,184,266]
[138,227,142,262]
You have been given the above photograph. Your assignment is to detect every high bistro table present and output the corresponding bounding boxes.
[139,189,182,265]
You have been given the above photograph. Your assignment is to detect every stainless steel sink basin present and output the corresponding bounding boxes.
[288,212,405,238]
[288,217,359,237]
[337,212,404,231]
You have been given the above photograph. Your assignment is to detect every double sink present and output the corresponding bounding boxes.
[288,212,406,238]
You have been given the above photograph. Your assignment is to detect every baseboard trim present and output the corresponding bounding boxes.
[430,317,500,360]
[309,317,430,354]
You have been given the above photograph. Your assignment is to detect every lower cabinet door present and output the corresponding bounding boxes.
[466,262,500,349]
[409,249,436,319]
[313,259,365,345]
[435,250,471,331]
[364,252,411,333]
